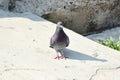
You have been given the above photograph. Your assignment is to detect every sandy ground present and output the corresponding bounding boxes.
[0,9,120,80]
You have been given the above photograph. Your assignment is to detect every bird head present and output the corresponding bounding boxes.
[57,21,63,28]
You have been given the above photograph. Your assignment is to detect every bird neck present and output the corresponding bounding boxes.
[56,26,62,31]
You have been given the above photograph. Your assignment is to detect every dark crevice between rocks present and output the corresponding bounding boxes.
[84,26,120,36]
[8,0,15,12]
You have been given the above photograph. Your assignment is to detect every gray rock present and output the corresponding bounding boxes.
[1,0,120,34]
[0,0,9,10]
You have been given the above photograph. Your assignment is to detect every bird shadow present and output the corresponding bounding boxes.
[63,49,107,62]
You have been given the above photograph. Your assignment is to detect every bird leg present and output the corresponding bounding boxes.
[54,51,68,59]
[60,51,68,59]
[54,53,61,59]
[61,55,68,59]
[55,51,61,59]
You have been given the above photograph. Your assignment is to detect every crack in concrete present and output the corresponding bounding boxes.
[4,68,42,72]
[116,66,120,70]
[0,68,43,76]
[89,66,120,80]
[0,66,120,79]
[89,68,100,80]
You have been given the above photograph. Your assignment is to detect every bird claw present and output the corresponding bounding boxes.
[54,56,60,60]
[54,55,68,60]
[60,55,68,59]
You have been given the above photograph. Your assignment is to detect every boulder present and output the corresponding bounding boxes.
[1,0,120,34]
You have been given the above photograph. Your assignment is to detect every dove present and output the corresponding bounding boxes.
[50,21,69,59]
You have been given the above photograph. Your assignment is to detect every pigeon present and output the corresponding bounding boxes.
[50,21,69,59]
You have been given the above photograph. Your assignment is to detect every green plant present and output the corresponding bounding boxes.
[96,37,120,51]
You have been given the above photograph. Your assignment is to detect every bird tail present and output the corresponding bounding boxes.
[49,45,53,48]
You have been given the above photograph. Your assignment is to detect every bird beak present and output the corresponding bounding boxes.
[59,25,63,28]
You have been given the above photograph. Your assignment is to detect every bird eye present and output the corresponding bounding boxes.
[57,21,63,26]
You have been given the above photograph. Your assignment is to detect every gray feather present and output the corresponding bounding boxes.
[50,21,69,52]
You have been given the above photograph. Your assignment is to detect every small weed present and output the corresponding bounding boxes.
[96,37,120,51]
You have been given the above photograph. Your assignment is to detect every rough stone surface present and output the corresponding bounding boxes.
[0,9,120,80]
[15,0,120,34]
[0,0,120,34]
[0,0,9,10]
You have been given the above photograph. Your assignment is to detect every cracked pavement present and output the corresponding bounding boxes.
[89,67,120,80]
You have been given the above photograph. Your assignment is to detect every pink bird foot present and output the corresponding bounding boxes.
[60,55,68,59]
[54,54,60,59]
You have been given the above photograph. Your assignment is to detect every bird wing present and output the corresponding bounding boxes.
[50,37,55,48]
[66,36,69,47]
